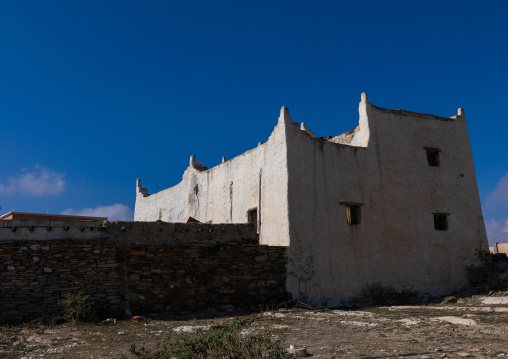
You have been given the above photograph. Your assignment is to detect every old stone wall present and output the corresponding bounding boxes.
[0,220,287,324]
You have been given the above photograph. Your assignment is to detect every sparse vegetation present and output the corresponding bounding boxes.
[466,249,508,290]
[1,292,508,358]
[357,282,419,306]
[1,324,10,336]
[125,318,295,359]
[59,292,93,323]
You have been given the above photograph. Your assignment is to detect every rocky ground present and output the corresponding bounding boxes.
[1,292,507,359]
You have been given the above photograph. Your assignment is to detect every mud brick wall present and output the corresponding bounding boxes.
[0,221,288,324]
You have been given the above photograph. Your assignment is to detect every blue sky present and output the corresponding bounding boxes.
[0,1,507,244]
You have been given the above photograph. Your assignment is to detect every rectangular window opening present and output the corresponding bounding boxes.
[247,208,257,231]
[345,205,361,225]
[434,214,448,231]
[425,147,440,167]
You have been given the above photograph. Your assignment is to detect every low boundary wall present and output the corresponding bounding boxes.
[0,220,287,324]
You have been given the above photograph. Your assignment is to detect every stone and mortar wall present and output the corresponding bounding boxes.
[124,243,285,314]
[0,220,287,324]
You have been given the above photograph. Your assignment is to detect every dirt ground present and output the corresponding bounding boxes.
[1,292,508,359]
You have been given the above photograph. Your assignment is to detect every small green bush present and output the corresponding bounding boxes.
[59,292,93,323]
[126,318,295,359]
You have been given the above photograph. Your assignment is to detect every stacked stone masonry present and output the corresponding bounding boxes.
[0,220,287,324]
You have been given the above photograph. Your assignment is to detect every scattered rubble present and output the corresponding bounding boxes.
[130,316,145,322]
[433,316,477,326]
[0,291,507,358]
[101,318,116,325]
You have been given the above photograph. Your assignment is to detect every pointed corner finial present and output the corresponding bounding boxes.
[361,92,369,103]
[190,155,197,167]
[136,178,149,196]
[300,122,308,131]
[278,106,292,125]
[458,108,465,117]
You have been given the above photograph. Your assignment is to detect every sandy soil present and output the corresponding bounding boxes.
[1,292,507,359]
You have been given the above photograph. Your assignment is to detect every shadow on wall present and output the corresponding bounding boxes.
[0,220,288,324]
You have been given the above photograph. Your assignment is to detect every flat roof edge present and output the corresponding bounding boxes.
[0,211,107,220]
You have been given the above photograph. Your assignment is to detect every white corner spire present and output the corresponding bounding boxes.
[278,106,292,125]
[361,92,369,103]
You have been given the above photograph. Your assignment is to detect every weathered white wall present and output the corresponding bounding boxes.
[134,94,488,306]
[285,94,488,306]
[134,108,292,246]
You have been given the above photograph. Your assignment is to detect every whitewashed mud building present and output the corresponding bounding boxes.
[135,93,488,306]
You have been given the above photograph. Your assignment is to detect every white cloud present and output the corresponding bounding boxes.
[487,173,508,206]
[61,203,134,221]
[485,218,508,245]
[0,165,65,196]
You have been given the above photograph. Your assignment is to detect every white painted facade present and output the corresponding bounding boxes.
[135,93,488,305]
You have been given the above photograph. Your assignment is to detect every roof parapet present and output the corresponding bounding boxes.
[355,92,371,147]
[278,106,292,125]
[300,122,316,138]
[136,179,149,197]
[361,92,369,103]
[189,155,207,171]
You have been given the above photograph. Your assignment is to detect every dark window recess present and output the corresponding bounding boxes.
[345,205,361,225]
[434,214,448,231]
[247,208,257,231]
[425,148,440,167]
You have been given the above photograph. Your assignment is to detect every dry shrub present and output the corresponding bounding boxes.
[59,292,93,323]
[125,318,295,359]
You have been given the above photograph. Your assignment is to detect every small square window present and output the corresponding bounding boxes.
[434,214,448,231]
[424,148,440,167]
[345,205,361,225]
